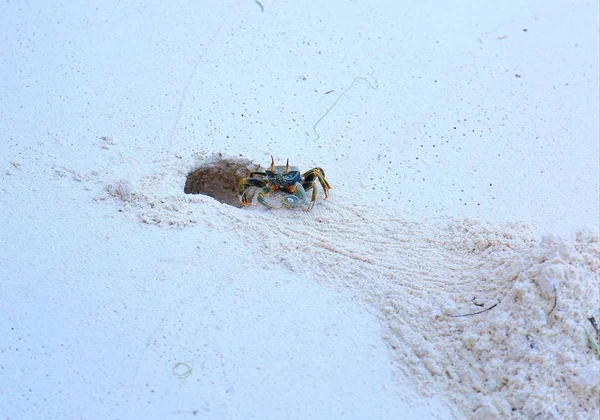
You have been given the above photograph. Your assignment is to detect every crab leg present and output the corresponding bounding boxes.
[302,181,319,211]
[238,177,268,206]
[257,184,279,208]
[303,167,326,177]
[302,168,331,200]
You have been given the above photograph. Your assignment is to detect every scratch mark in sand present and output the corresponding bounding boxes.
[167,18,229,151]
[310,73,379,143]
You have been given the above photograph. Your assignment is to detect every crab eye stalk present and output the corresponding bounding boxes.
[284,158,289,175]
[270,155,275,171]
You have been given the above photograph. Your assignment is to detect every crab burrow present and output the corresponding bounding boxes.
[184,155,261,208]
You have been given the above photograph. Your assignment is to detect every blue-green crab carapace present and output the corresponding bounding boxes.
[238,157,331,211]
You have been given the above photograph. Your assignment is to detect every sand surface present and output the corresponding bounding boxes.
[1,1,599,419]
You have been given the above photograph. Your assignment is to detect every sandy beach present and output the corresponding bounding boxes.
[1,1,598,418]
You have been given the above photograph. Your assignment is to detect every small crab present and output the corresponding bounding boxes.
[238,157,331,211]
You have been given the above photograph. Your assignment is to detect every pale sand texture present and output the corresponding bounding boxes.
[1,0,598,418]
[97,153,599,418]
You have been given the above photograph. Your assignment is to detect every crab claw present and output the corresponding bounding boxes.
[281,183,308,208]
[281,195,300,207]
[257,184,282,209]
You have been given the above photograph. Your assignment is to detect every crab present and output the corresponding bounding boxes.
[238,157,331,211]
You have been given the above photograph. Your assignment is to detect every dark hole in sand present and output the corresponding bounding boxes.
[184,156,261,208]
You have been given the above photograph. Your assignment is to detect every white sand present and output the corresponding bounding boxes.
[96,153,600,417]
[1,0,598,418]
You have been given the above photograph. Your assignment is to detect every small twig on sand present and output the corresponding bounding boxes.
[546,283,557,316]
[452,299,501,318]
[585,328,600,359]
[589,316,600,336]
[471,297,485,307]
